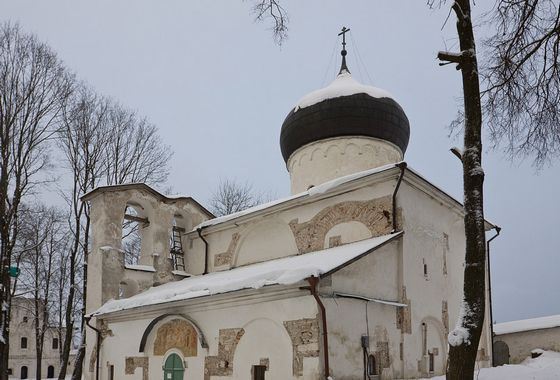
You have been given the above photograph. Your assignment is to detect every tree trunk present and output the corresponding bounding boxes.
[71,208,91,380]
[58,286,74,380]
[443,1,487,378]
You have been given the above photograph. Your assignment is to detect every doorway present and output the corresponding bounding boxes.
[163,353,184,380]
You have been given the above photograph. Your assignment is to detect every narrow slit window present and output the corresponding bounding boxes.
[252,365,267,380]
[367,354,377,375]
[429,351,435,373]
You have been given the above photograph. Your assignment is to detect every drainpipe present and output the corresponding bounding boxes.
[307,276,330,379]
[197,227,209,275]
[486,225,501,366]
[85,316,101,380]
[392,162,407,233]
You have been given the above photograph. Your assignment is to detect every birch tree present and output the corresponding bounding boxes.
[0,23,72,379]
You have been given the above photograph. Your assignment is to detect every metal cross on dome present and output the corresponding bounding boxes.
[338,26,350,51]
[338,26,351,74]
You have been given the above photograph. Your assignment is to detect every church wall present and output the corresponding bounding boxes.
[320,241,403,379]
[287,136,403,194]
[96,291,320,380]
[494,327,560,364]
[195,179,396,273]
[398,180,492,377]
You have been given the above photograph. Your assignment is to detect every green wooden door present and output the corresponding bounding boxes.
[163,353,184,380]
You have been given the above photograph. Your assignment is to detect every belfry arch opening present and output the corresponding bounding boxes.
[122,202,149,265]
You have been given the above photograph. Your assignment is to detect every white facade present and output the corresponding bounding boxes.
[81,165,496,380]
[81,62,497,380]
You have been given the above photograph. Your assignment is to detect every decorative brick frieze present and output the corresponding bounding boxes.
[204,328,245,379]
[376,341,391,371]
[396,286,411,334]
[125,356,148,380]
[214,233,240,267]
[283,318,320,376]
[442,300,449,336]
[289,196,396,254]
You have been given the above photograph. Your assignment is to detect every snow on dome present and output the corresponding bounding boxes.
[294,71,394,112]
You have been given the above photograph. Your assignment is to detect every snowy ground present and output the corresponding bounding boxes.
[422,351,560,380]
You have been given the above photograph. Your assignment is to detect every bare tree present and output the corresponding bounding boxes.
[57,84,109,380]
[482,0,560,166]
[210,179,269,217]
[104,104,172,186]
[0,22,72,378]
[15,204,66,380]
[431,0,560,376]
[58,85,172,379]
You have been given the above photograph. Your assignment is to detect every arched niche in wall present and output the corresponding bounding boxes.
[233,219,298,267]
[323,221,372,249]
[419,316,447,375]
[139,314,208,357]
[233,318,293,379]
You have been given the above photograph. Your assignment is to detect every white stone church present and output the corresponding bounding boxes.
[82,42,497,380]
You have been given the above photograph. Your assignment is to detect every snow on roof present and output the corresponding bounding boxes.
[125,264,155,272]
[422,350,560,380]
[294,71,394,112]
[92,232,403,316]
[194,162,401,230]
[494,314,560,335]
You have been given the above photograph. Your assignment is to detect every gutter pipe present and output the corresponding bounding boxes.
[307,276,330,379]
[197,227,209,275]
[85,316,101,380]
[487,225,501,366]
[392,162,407,232]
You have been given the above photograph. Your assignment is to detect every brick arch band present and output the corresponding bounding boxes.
[138,313,209,352]
[289,196,395,254]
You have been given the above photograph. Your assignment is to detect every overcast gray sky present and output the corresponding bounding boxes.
[2,0,558,323]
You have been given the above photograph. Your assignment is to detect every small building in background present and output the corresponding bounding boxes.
[8,297,75,379]
[493,314,560,365]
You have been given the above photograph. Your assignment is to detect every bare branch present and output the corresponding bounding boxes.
[251,0,289,45]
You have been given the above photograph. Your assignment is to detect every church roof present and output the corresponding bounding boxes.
[494,314,560,335]
[193,162,498,233]
[81,183,215,218]
[195,162,400,230]
[91,231,403,316]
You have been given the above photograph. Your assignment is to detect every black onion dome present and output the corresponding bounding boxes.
[280,72,410,163]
